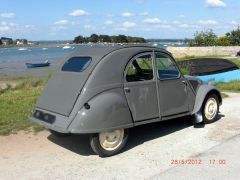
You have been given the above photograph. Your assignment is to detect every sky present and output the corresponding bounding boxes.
[0,0,240,40]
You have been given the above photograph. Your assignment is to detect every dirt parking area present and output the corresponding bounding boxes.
[0,93,239,180]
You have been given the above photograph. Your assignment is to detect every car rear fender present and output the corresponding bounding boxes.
[191,84,222,115]
[68,88,134,134]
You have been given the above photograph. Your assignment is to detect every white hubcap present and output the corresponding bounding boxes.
[99,129,124,151]
[204,98,218,120]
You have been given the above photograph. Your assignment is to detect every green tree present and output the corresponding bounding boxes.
[99,35,111,42]
[112,35,128,43]
[73,35,86,44]
[0,39,2,45]
[189,30,217,46]
[73,34,146,44]
[89,34,99,43]
[216,36,231,46]
[226,28,240,45]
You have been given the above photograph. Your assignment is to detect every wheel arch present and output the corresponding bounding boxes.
[191,85,222,115]
[67,88,134,134]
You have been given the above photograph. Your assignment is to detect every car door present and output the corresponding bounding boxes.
[155,52,189,117]
[124,52,159,122]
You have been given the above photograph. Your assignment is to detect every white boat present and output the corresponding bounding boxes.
[62,46,71,49]
[18,48,28,51]
[42,48,48,50]
[152,43,158,47]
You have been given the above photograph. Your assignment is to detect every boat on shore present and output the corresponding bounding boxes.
[25,60,50,68]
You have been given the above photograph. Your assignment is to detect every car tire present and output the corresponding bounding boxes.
[202,94,219,124]
[90,129,129,157]
[49,129,70,137]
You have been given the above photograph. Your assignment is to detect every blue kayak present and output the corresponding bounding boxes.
[197,69,240,83]
[25,60,50,68]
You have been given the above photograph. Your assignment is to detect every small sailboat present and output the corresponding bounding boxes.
[62,45,71,49]
[18,47,28,51]
[25,60,50,68]
[152,43,158,47]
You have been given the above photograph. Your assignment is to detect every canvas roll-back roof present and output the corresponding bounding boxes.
[60,45,169,66]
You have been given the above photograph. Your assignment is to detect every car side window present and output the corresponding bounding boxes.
[155,53,180,80]
[126,54,153,82]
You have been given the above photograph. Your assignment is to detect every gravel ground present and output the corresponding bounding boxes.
[0,93,239,180]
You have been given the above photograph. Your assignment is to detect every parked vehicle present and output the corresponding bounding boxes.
[29,46,222,157]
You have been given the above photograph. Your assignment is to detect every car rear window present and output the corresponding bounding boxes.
[62,57,92,72]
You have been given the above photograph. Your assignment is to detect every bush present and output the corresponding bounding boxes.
[189,28,240,46]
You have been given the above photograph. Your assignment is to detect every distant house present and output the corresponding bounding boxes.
[16,40,24,45]
[1,37,14,45]
[16,39,28,45]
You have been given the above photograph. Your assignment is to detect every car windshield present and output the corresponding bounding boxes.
[61,57,92,72]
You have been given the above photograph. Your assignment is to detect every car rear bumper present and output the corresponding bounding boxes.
[29,108,71,134]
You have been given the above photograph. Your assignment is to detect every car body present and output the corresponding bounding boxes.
[30,46,222,157]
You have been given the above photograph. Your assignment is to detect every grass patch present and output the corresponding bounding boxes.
[0,77,49,135]
[180,67,190,75]
[216,80,240,93]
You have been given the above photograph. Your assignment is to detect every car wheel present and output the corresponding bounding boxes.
[90,129,129,157]
[202,94,219,124]
[49,129,70,137]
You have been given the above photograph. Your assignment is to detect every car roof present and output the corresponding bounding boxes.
[71,45,169,59]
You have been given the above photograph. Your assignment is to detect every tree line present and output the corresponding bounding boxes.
[189,28,240,46]
[0,37,28,45]
[73,34,146,44]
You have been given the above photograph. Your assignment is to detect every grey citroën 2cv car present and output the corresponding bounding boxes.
[30,46,222,157]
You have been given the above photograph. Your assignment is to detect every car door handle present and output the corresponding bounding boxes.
[182,80,187,85]
[124,87,131,93]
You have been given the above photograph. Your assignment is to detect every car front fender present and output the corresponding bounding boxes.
[67,88,134,134]
[191,84,222,115]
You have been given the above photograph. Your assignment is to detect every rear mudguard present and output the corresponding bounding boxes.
[191,84,222,115]
[68,88,134,134]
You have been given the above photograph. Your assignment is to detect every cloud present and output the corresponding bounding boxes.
[206,0,226,8]
[54,20,68,25]
[115,21,136,31]
[104,20,113,25]
[0,13,16,18]
[69,9,88,16]
[178,24,191,28]
[122,12,134,17]
[177,23,200,29]
[231,21,238,25]
[122,21,136,28]
[143,18,162,24]
[199,19,218,25]
[0,22,37,33]
[139,12,149,16]
[0,24,10,31]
